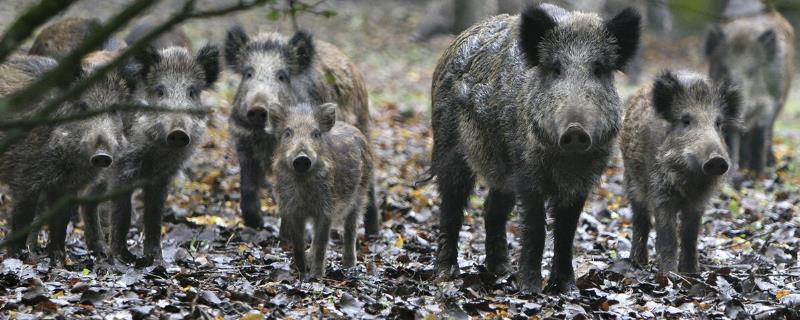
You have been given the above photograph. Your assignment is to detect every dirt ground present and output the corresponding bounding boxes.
[1,1,800,319]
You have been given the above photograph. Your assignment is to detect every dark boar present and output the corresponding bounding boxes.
[0,52,130,265]
[622,71,740,273]
[428,4,640,293]
[224,27,378,236]
[29,17,126,60]
[86,45,220,265]
[271,102,373,278]
[705,9,794,176]
[125,20,193,50]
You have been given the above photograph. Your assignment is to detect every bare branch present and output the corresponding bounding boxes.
[0,103,209,130]
[0,0,76,64]
[0,0,270,155]
[0,181,145,249]
[0,0,160,115]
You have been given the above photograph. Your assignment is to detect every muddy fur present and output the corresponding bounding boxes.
[29,17,125,60]
[429,4,640,293]
[271,103,372,278]
[224,26,377,235]
[621,70,741,273]
[0,52,132,265]
[705,10,795,175]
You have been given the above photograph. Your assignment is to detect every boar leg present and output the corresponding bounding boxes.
[630,198,651,267]
[238,147,265,229]
[678,206,702,274]
[546,194,587,293]
[434,152,475,280]
[10,193,38,259]
[724,128,741,173]
[518,192,546,293]
[110,191,137,263]
[363,184,380,237]
[654,202,679,272]
[749,125,769,176]
[284,215,307,276]
[483,189,515,275]
[44,191,76,267]
[342,207,359,268]
[142,179,168,265]
[81,183,108,259]
[309,216,332,278]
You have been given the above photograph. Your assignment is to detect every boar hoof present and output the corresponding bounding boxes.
[48,251,66,269]
[544,275,576,294]
[113,248,139,264]
[631,253,649,268]
[486,260,511,276]
[517,277,543,294]
[243,212,264,229]
[434,264,459,282]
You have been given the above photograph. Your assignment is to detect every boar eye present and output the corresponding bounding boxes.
[312,129,321,139]
[592,62,605,77]
[716,118,724,128]
[188,87,199,100]
[681,115,692,127]
[551,62,562,76]
[76,101,89,112]
[277,70,289,83]
[244,67,255,80]
[154,85,166,98]
[282,128,293,139]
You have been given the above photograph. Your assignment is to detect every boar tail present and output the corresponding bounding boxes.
[414,169,435,188]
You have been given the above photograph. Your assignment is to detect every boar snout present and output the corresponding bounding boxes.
[166,129,191,148]
[90,152,113,168]
[292,153,312,173]
[703,155,729,176]
[559,124,592,152]
[246,104,268,126]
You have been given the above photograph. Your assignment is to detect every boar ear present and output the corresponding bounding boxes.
[288,31,315,74]
[652,71,681,121]
[758,29,778,61]
[225,25,249,72]
[196,44,221,88]
[605,7,641,70]
[519,6,557,67]
[315,102,337,132]
[719,79,742,123]
[705,25,725,57]
[119,62,141,95]
[134,46,160,78]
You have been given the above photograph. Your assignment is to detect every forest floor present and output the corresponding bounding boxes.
[1,1,800,319]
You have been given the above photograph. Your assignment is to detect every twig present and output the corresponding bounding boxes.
[0,181,145,248]
[0,0,159,115]
[0,0,270,155]
[0,104,209,129]
[0,0,76,64]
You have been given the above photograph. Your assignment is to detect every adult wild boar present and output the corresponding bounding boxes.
[0,52,130,265]
[622,71,740,273]
[428,4,640,293]
[705,8,794,176]
[224,27,378,236]
[126,20,193,50]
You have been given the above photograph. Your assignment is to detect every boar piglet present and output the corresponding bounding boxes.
[224,27,378,236]
[81,45,220,265]
[0,52,131,265]
[270,102,373,278]
[705,10,794,176]
[621,70,741,273]
[429,3,640,293]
